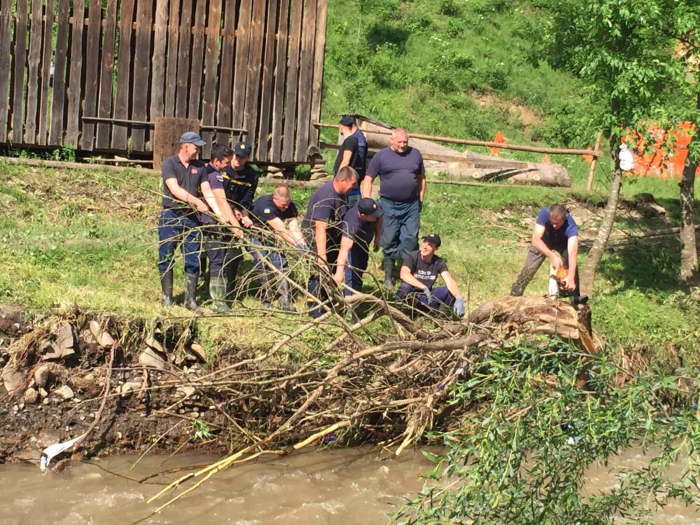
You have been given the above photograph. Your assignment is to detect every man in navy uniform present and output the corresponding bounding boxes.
[334,116,367,207]
[200,143,244,313]
[302,166,359,318]
[158,131,212,310]
[250,186,307,311]
[361,128,426,289]
[332,197,383,296]
[510,204,583,302]
[220,141,259,292]
[396,234,465,318]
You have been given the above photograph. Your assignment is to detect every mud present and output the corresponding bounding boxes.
[0,306,231,467]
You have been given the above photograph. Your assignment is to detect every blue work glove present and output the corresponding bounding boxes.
[295,242,310,255]
[422,286,433,307]
[453,297,465,318]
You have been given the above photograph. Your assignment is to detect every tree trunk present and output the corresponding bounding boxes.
[580,135,622,297]
[679,92,699,292]
[679,161,699,291]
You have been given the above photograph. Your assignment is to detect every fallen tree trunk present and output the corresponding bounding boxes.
[357,119,572,187]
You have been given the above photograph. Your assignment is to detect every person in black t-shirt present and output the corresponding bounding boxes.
[332,198,383,295]
[396,234,465,317]
[302,166,359,318]
[249,186,307,311]
[334,116,367,206]
[217,142,259,294]
[157,131,211,311]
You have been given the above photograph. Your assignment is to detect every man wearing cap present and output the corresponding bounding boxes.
[335,116,367,207]
[215,141,259,297]
[510,204,584,303]
[333,197,383,297]
[397,234,465,318]
[200,143,245,313]
[158,131,211,310]
[302,166,359,318]
[361,128,426,289]
[250,186,307,311]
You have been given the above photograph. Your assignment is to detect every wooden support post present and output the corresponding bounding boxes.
[586,132,603,191]
[153,117,200,171]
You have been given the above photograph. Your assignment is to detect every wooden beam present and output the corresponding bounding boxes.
[315,122,604,158]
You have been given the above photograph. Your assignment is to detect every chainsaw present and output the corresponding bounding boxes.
[548,255,588,306]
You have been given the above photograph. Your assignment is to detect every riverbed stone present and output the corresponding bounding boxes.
[139,348,167,370]
[34,364,51,387]
[39,387,48,398]
[118,382,142,397]
[2,367,24,393]
[56,385,74,400]
[24,388,38,404]
[189,343,206,362]
[145,336,165,354]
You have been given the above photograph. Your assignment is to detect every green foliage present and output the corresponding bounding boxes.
[323,0,603,156]
[395,339,700,523]
[537,0,700,158]
[190,420,213,441]
[50,144,77,163]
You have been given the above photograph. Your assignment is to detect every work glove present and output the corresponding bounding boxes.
[422,286,433,306]
[453,297,465,318]
[295,242,310,255]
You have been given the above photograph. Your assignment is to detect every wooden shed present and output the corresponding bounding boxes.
[0,0,327,165]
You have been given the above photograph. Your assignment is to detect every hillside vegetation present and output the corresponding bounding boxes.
[322,0,604,180]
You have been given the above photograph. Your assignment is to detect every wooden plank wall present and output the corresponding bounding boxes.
[0,0,329,164]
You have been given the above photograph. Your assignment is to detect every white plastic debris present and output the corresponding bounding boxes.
[40,432,87,472]
[619,144,635,171]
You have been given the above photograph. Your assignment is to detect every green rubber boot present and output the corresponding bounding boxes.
[209,276,232,313]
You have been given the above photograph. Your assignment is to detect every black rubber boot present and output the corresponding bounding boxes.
[160,270,173,307]
[278,279,297,312]
[383,257,395,289]
[184,273,198,311]
[209,277,232,313]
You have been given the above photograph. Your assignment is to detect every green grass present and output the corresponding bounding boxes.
[321,0,603,182]
[0,162,698,368]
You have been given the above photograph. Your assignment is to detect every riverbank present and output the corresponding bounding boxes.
[1,161,698,365]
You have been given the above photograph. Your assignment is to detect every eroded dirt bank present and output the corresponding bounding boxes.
[1,297,597,473]
[0,307,232,467]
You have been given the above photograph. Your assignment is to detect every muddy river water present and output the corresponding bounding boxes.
[1,447,699,524]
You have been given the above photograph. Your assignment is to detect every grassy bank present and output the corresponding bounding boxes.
[1,161,699,367]
[321,0,610,187]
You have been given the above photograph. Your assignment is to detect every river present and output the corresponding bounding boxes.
[1,447,698,524]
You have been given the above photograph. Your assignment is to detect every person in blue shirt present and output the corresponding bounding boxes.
[510,204,583,301]
[361,128,426,289]
[157,132,211,311]
[250,186,307,311]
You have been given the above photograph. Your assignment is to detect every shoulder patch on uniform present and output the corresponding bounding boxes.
[264,208,271,214]
[216,175,224,182]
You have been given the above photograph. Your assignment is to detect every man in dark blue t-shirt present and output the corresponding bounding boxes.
[158,131,211,311]
[250,186,306,311]
[510,204,581,299]
[334,116,367,206]
[332,198,383,297]
[302,166,358,318]
[361,128,426,289]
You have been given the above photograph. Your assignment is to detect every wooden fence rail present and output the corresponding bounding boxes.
[0,0,327,163]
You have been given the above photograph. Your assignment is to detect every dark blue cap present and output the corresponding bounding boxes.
[179,131,206,146]
[358,197,383,218]
[234,141,252,157]
[423,233,441,247]
[339,115,356,127]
